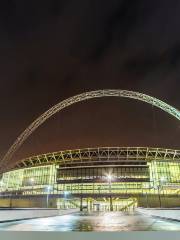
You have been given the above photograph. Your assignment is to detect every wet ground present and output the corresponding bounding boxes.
[0,211,180,231]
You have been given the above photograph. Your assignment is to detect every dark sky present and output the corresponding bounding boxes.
[0,0,180,164]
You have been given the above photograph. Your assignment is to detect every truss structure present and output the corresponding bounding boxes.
[7,147,180,172]
[1,89,180,171]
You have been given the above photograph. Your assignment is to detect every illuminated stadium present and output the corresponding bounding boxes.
[0,90,180,210]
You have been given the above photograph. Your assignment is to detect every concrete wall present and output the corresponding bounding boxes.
[137,195,180,208]
[0,208,79,222]
[0,197,57,208]
[137,208,180,221]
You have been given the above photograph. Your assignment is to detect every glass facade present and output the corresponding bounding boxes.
[0,159,180,197]
[0,165,56,195]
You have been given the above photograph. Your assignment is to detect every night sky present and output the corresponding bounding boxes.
[0,0,180,164]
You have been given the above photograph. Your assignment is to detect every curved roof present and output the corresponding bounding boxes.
[5,146,180,172]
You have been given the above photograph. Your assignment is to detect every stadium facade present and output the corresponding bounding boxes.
[0,147,180,210]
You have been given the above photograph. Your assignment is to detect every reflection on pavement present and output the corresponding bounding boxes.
[0,211,180,231]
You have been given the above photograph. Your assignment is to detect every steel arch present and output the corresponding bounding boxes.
[1,89,180,170]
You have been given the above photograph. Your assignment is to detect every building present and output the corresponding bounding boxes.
[0,147,180,210]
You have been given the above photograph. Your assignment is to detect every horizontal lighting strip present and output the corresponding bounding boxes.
[58,164,149,170]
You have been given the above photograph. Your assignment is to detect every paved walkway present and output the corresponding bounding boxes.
[0,211,180,231]
[0,208,79,222]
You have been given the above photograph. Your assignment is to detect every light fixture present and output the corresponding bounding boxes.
[64,191,69,196]
[160,176,167,183]
[46,185,53,191]
[107,174,112,181]
[30,178,35,182]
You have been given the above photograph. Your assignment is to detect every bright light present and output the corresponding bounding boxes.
[107,174,112,181]
[160,176,167,183]
[64,191,69,196]
[46,185,53,191]
[30,178,34,182]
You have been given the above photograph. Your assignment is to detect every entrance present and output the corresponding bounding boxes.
[57,197,137,211]
[88,197,137,212]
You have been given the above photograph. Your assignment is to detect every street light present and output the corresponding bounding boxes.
[106,174,113,211]
[157,185,162,208]
[154,177,167,208]
[160,176,167,183]
[30,178,34,183]
[159,176,167,207]
[107,174,112,181]
[143,191,149,208]
[64,191,70,209]
[46,185,53,208]
[29,178,35,194]
[64,191,69,197]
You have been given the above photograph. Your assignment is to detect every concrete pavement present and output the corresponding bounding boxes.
[0,208,79,222]
[137,208,180,222]
[0,211,180,231]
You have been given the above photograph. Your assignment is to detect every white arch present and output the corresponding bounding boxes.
[1,89,180,170]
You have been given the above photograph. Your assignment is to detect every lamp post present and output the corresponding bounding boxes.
[154,183,161,208]
[28,178,35,207]
[159,177,167,208]
[29,178,35,194]
[46,185,53,208]
[157,185,162,208]
[64,191,69,209]
[154,177,167,208]
[107,174,113,211]
[145,191,148,208]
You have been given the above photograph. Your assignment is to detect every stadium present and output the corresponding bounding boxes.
[0,147,180,210]
[0,90,180,210]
